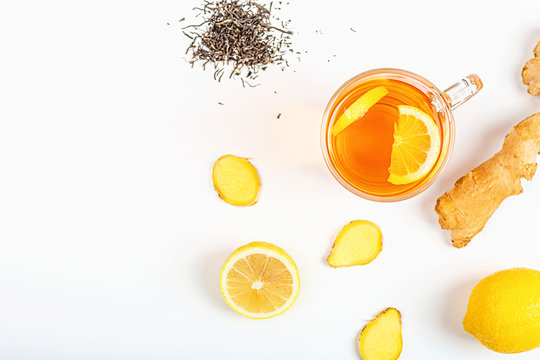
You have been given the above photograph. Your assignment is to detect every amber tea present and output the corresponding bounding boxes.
[321,69,485,201]
[333,78,443,196]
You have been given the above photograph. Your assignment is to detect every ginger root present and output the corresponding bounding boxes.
[436,113,540,248]
[359,308,403,360]
[212,155,260,206]
[522,41,540,96]
[327,220,382,267]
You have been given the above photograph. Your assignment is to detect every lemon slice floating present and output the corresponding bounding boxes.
[388,105,441,185]
[332,86,389,136]
[219,242,300,319]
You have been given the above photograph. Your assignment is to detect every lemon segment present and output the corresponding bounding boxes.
[219,242,300,319]
[388,105,441,185]
[332,86,389,136]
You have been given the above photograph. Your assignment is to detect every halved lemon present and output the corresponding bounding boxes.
[219,242,300,319]
[332,86,389,136]
[388,105,441,185]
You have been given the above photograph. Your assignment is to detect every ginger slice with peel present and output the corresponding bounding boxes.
[436,113,540,248]
[522,40,540,96]
[212,155,260,206]
[327,220,382,267]
[359,308,403,360]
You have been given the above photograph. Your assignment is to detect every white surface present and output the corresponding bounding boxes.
[0,0,539,359]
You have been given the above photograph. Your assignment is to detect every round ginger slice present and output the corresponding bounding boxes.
[327,220,382,267]
[359,308,403,360]
[212,155,260,206]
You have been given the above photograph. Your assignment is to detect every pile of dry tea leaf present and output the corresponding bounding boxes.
[183,0,293,86]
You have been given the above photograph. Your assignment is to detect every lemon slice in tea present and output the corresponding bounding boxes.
[332,86,389,136]
[388,105,441,185]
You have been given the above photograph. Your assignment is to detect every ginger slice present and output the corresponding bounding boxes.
[212,155,260,206]
[436,113,540,248]
[522,40,540,96]
[327,220,382,267]
[359,308,403,360]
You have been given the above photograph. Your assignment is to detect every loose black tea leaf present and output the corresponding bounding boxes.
[183,0,294,84]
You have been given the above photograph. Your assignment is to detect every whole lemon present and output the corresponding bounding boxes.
[463,268,540,353]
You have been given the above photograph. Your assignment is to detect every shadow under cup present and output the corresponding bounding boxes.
[321,69,456,202]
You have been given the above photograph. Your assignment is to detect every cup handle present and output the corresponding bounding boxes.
[442,74,483,111]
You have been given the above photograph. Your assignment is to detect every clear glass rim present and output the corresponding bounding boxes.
[320,68,456,202]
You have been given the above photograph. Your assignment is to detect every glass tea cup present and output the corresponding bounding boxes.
[321,68,482,202]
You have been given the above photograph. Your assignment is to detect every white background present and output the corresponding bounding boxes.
[0,0,539,359]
